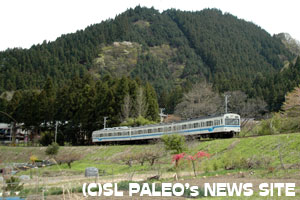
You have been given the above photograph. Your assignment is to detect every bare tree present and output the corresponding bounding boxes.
[224,91,267,129]
[225,91,247,114]
[282,87,300,117]
[134,87,147,117]
[175,83,222,119]
[55,152,82,168]
[225,91,267,118]
[121,94,132,121]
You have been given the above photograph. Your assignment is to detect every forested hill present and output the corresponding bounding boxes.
[0,6,298,111]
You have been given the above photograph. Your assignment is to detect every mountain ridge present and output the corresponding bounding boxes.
[0,6,299,112]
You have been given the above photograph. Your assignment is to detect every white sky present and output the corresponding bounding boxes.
[0,0,299,51]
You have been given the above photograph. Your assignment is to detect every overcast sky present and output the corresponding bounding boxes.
[0,0,299,51]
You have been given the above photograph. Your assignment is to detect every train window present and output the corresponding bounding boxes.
[144,129,148,134]
[188,124,193,129]
[132,131,137,135]
[108,133,112,136]
[214,120,220,126]
[138,130,143,134]
[177,125,182,131]
[182,124,187,129]
[206,121,213,126]
[153,128,158,133]
[221,119,223,125]
[117,132,122,136]
[148,129,152,133]
[168,126,172,131]
[225,119,239,125]
[201,122,205,127]
[124,131,129,136]
[158,128,163,132]
[194,123,199,128]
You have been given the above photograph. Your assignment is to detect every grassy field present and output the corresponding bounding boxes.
[1,133,300,199]
[0,133,300,177]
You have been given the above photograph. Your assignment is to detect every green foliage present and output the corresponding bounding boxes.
[0,6,296,114]
[161,134,186,154]
[1,75,160,145]
[45,142,60,156]
[4,176,24,192]
[39,131,54,146]
[120,116,156,127]
[1,133,300,178]
[242,113,300,137]
[222,151,248,170]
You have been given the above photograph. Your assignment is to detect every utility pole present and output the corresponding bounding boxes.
[10,122,13,142]
[224,94,230,113]
[104,117,108,129]
[159,108,167,123]
[55,121,58,143]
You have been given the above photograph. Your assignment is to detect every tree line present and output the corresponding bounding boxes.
[0,75,159,145]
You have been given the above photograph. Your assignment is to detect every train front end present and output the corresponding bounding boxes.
[223,113,240,135]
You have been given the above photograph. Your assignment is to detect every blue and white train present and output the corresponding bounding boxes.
[92,113,240,143]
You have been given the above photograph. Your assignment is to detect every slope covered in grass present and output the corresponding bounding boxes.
[1,133,300,177]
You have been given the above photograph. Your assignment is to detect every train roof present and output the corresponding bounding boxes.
[93,113,240,133]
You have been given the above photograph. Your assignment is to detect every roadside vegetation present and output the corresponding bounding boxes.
[241,85,300,137]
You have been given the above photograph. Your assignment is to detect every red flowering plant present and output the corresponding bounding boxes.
[172,153,185,168]
[186,151,210,177]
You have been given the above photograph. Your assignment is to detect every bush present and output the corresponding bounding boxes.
[120,116,156,127]
[55,153,81,168]
[222,151,247,170]
[30,155,38,163]
[4,176,24,192]
[45,142,60,156]
[116,152,136,167]
[39,131,54,146]
[161,134,186,154]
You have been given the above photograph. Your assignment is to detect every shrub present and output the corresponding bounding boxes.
[222,152,247,170]
[172,153,185,167]
[39,131,54,146]
[30,155,38,163]
[45,142,60,156]
[116,152,136,167]
[55,153,81,168]
[120,116,156,126]
[161,134,186,154]
[4,176,24,192]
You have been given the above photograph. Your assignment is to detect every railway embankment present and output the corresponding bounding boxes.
[1,133,300,179]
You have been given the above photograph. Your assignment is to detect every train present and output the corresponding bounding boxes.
[92,113,240,143]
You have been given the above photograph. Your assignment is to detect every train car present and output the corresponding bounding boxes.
[92,113,240,143]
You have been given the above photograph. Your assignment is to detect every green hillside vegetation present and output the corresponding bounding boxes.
[93,42,182,93]
[1,133,300,178]
[1,6,299,112]
[94,41,141,77]
[275,33,300,56]
[0,75,160,145]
